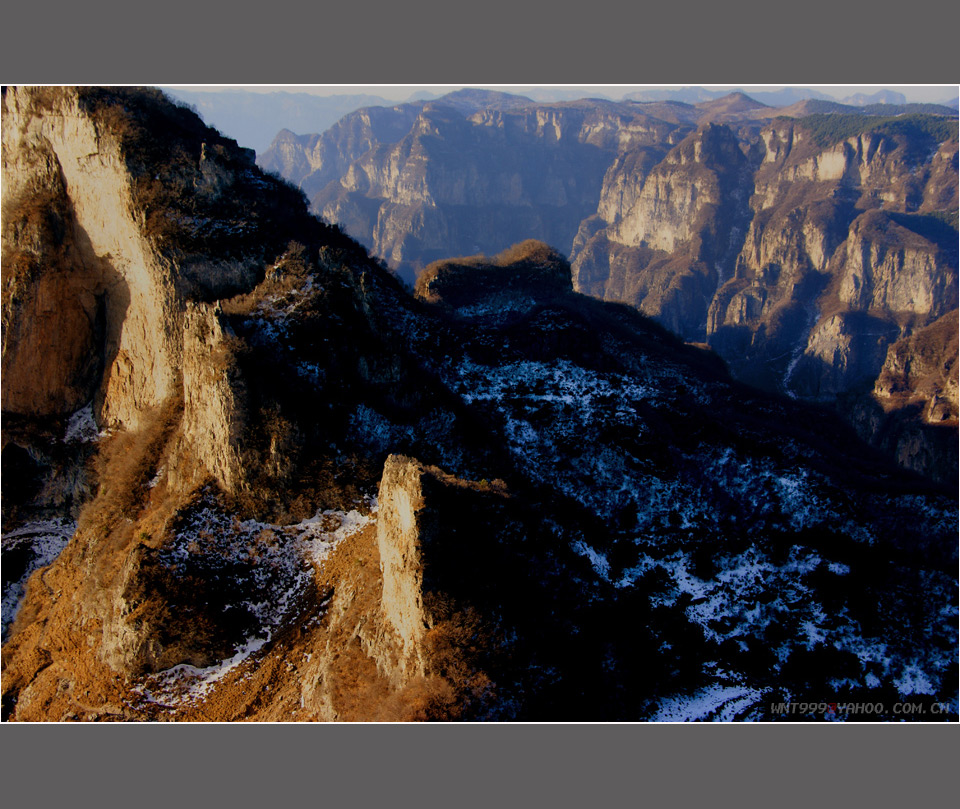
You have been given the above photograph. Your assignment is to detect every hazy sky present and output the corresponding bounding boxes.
[169,85,958,103]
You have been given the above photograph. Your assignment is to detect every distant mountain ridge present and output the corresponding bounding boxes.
[162,89,399,153]
[260,89,958,485]
[620,87,924,107]
[162,87,959,156]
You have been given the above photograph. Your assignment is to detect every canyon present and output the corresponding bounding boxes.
[1,87,956,721]
[261,90,958,484]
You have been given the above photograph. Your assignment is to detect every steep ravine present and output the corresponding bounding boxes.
[264,94,957,484]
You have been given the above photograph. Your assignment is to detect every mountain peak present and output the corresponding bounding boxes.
[695,91,769,114]
[433,88,533,111]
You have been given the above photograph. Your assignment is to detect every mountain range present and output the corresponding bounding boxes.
[163,87,960,157]
[1,86,956,721]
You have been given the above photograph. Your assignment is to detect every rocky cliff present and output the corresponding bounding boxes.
[2,89,956,722]
[700,120,958,482]
[261,95,688,284]
[3,88,179,429]
[573,122,756,337]
[580,117,957,372]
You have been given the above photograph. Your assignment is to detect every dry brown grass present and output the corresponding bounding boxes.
[492,239,568,268]
[78,392,183,538]
[1,389,191,720]
[367,601,496,721]
[220,242,313,317]
[373,674,460,721]
[305,521,497,721]
[416,239,571,301]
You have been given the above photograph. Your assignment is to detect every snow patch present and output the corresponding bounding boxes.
[894,664,936,696]
[2,519,75,641]
[132,493,377,707]
[571,539,611,580]
[63,404,101,443]
[652,684,764,721]
[298,506,376,567]
[135,635,270,707]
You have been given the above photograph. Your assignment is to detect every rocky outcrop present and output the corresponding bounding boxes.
[874,309,959,421]
[175,303,247,493]
[257,129,317,184]
[838,310,959,485]
[291,454,517,720]
[414,240,572,311]
[836,210,956,317]
[375,455,430,677]
[572,123,755,339]
[789,311,901,397]
[609,123,751,252]
[374,455,516,680]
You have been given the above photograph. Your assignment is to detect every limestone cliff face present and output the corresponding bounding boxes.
[257,129,318,184]
[2,87,181,429]
[836,211,955,317]
[874,310,959,422]
[595,146,674,226]
[755,129,901,195]
[843,310,959,485]
[751,123,958,214]
[610,123,751,252]
[580,118,957,352]
[374,455,429,678]
[922,139,960,211]
[306,100,687,282]
[259,105,424,200]
[790,311,901,397]
[700,121,957,402]
[571,124,755,339]
[708,198,847,349]
[1,136,105,417]
[2,86,340,522]
[563,114,958,480]
[175,303,247,493]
